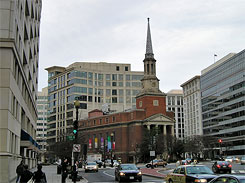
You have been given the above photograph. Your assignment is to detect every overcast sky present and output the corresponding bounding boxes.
[38,0,245,92]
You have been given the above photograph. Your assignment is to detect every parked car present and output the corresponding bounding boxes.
[240,156,245,165]
[115,164,142,182]
[166,165,217,183]
[84,161,98,172]
[209,174,245,183]
[212,161,232,174]
[145,159,167,168]
[225,156,239,163]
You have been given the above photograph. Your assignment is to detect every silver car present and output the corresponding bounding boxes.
[85,161,98,172]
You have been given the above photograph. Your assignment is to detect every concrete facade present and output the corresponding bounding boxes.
[181,76,203,138]
[166,89,184,139]
[0,0,42,182]
[37,87,48,162]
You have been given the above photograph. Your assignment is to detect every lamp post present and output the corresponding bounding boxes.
[110,133,114,167]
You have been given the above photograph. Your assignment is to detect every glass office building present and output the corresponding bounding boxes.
[201,50,245,156]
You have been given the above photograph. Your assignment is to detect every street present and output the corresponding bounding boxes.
[36,161,244,183]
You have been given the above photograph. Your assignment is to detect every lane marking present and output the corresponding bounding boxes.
[103,170,115,178]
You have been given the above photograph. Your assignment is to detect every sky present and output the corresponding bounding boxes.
[38,0,245,92]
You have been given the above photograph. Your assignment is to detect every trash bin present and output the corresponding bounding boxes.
[57,165,62,174]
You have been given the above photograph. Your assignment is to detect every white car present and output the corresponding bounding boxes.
[85,161,98,172]
[225,156,239,163]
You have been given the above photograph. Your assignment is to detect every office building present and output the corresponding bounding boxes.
[0,0,42,182]
[201,51,245,156]
[181,76,203,138]
[45,62,143,145]
[166,90,184,139]
[37,87,48,162]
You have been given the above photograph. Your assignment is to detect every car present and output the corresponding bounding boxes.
[84,161,98,172]
[115,163,142,182]
[209,174,245,183]
[176,160,188,166]
[185,158,192,164]
[145,159,167,168]
[240,156,245,165]
[165,165,217,183]
[212,161,232,174]
[212,155,224,161]
[225,156,239,163]
[95,160,103,168]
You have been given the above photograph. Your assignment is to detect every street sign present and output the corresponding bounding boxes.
[73,144,81,152]
[150,151,155,157]
[67,135,75,141]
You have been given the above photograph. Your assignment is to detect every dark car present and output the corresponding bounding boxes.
[209,174,245,183]
[212,161,232,174]
[166,165,217,183]
[115,164,142,182]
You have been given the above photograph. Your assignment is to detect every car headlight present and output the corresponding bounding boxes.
[194,179,207,183]
[137,171,142,175]
[120,172,125,176]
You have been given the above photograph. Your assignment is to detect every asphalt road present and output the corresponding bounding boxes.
[80,168,165,183]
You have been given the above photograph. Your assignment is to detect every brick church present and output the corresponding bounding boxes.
[78,18,175,163]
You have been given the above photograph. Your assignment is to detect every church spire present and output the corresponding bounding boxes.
[145,18,154,59]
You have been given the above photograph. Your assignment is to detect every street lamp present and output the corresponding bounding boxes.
[111,133,114,167]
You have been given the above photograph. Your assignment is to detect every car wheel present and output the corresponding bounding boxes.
[138,178,142,182]
[169,179,173,183]
[115,175,118,181]
[146,165,149,168]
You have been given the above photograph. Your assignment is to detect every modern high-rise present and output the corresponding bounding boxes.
[0,0,42,182]
[166,90,184,139]
[45,62,143,145]
[37,87,48,162]
[201,51,245,156]
[181,76,203,138]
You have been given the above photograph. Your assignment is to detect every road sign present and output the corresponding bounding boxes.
[150,151,155,157]
[73,144,81,152]
[67,135,75,141]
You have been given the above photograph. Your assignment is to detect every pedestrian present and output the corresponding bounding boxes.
[71,161,78,183]
[61,158,68,183]
[19,164,33,183]
[16,160,25,183]
[33,164,47,183]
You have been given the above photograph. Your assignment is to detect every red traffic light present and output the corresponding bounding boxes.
[218,139,222,143]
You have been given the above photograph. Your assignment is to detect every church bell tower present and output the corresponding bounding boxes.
[136,18,166,118]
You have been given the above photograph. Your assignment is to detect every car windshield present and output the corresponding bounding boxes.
[186,166,213,175]
[121,164,137,170]
[87,162,96,165]
[217,161,229,165]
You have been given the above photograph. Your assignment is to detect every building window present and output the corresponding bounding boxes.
[153,100,159,106]
[99,119,102,125]
[112,116,116,122]
[116,66,120,71]
[112,97,117,103]
[106,118,109,123]
[112,82,117,86]
[139,101,142,107]
[94,120,96,125]
[112,90,117,95]
[125,66,128,71]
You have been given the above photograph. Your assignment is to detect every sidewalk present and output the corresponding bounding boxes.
[33,165,87,183]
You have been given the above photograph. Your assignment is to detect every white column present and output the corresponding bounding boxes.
[147,125,150,130]
[163,125,167,135]
[171,125,174,136]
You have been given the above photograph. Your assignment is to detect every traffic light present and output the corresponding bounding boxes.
[73,120,78,135]
[218,139,222,143]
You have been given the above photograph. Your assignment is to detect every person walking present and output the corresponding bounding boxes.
[19,164,33,183]
[33,164,47,183]
[16,160,25,183]
[61,158,68,183]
